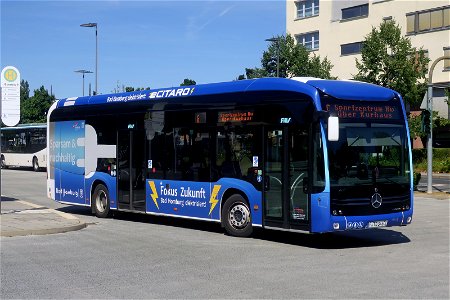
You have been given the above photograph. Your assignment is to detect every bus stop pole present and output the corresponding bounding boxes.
[426,55,450,194]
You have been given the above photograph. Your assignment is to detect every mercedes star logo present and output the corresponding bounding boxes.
[371,192,382,208]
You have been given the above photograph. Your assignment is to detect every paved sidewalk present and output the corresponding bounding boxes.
[0,197,87,237]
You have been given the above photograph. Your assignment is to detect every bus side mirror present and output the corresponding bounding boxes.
[328,116,339,141]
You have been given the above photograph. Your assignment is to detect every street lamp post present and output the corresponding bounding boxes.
[266,37,281,77]
[80,22,98,95]
[74,70,93,96]
[425,55,450,193]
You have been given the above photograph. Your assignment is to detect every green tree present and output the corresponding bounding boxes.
[244,67,267,79]
[20,79,30,103]
[180,78,196,86]
[21,86,55,123]
[354,20,429,109]
[243,34,335,79]
[408,113,427,146]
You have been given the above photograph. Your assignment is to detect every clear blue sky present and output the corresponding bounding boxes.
[1,0,285,99]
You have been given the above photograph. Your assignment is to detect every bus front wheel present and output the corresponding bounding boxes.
[222,194,253,237]
[93,184,111,218]
[32,157,40,172]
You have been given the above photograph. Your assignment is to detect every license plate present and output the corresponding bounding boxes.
[368,220,388,228]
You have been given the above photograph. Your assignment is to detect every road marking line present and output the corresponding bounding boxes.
[16,200,79,220]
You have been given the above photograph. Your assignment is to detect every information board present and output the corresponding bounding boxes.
[1,66,20,126]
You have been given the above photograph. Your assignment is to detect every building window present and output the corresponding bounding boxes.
[342,4,369,20]
[296,31,319,51]
[444,47,450,71]
[296,0,319,19]
[406,6,450,35]
[341,42,364,56]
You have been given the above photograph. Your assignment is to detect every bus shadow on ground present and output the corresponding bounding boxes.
[57,206,410,249]
[253,228,411,249]
[57,206,225,234]
[0,196,20,202]
[113,211,225,234]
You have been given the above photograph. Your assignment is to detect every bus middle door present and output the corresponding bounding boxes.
[264,126,310,230]
[117,129,146,212]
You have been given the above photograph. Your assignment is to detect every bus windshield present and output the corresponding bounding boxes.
[327,123,410,187]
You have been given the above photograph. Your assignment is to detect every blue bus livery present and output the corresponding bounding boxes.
[47,77,413,237]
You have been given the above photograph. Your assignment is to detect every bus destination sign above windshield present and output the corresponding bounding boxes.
[218,110,254,123]
[323,101,401,120]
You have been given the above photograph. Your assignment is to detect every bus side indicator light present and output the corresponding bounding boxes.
[253,204,259,211]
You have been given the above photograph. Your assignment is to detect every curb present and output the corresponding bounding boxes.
[1,199,88,237]
[0,222,87,237]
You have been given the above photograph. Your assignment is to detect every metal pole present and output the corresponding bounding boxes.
[426,55,450,194]
[82,73,85,96]
[276,41,280,78]
[80,23,98,94]
[95,25,98,95]
[426,84,433,193]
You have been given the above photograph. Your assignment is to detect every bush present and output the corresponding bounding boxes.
[412,148,450,173]
[413,172,421,190]
[412,149,427,164]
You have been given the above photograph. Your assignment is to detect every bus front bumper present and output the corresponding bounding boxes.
[329,210,413,231]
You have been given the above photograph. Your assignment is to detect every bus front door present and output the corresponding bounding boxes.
[264,127,310,230]
[117,130,146,212]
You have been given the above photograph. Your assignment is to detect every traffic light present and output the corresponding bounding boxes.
[421,110,431,135]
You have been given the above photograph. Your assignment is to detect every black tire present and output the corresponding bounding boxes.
[92,184,111,218]
[32,157,40,172]
[0,155,6,169]
[221,194,253,237]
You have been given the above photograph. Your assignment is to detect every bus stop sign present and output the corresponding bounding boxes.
[1,66,21,127]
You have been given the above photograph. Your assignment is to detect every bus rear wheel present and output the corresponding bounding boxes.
[222,194,253,237]
[93,184,111,218]
[32,157,40,172]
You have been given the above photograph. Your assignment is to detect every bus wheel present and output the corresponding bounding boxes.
[93,184,111,218]
[222,194,253,237]
[32,157,40,172]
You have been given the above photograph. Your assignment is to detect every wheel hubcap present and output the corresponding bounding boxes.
[96,191,107,213]
[229,203,250,229]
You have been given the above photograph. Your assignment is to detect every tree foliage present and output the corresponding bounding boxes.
[241,34,335,80]
[21,85,55,123]
[354,20,429,109]
[180,78,196,86]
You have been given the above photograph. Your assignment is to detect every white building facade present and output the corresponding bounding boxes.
[286,0,449,117]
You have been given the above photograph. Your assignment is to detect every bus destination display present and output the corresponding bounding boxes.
[323,101,401,120]
[218,110,254,123]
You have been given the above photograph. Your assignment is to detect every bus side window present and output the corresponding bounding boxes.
[215,127,261,189]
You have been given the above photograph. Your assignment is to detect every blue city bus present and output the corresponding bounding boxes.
[46,78,413,237]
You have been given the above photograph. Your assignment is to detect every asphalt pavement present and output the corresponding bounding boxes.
[1,177,447,237]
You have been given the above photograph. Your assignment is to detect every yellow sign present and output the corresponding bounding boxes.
[4,68,18,82]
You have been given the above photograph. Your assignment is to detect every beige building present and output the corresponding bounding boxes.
[286,0,449,117]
